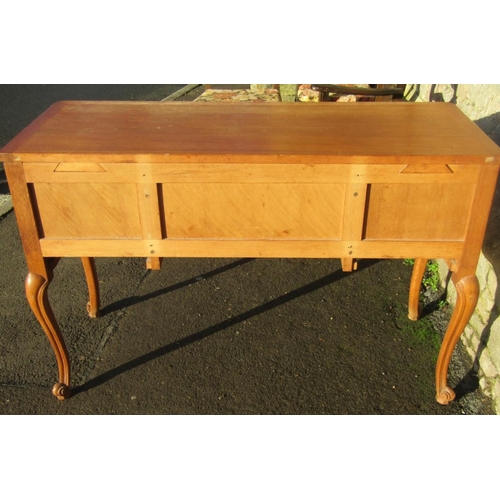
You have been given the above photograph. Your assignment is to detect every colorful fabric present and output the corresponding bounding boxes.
[195,88,280,102]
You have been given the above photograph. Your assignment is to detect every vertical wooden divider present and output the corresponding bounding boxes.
[136,183,163,270]
[340,183,368,272]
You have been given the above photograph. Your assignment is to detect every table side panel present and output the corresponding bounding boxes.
[162,183,346,239]
[32,183,142,239]
[365,183,476,241]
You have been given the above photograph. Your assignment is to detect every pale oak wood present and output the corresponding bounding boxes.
[81,257,100,318]
[408,258,428,321]
[340,183,368,272]
[38,238,466,259]
[1,102,499,164]
[22,162,481,184]
[3,163,48,278]
[2,101,500,404]
[137,183,163,240]
[33,183,142,239]
[25,272,71,400]
[146,257,162,270]
[433,163,500,402]
[365,183,476,241]
[436,275,479,404]
[163,183,345,240]
[137,183,163,269]
[54,163,107,172]
[456,163,500,279]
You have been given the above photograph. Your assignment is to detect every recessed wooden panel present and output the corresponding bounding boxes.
[365,183,475,241]
[33,183,142,238]
[162,183,345,239]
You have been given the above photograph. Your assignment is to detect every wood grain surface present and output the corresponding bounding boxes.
[1,101,500,163]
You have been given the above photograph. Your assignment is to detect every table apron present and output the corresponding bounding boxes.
[39,238,465,260]
[22,162,481,184]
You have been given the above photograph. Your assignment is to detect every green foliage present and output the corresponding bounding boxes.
[438,299,448,310]
[423,261,440,292]
[401,314,441,355]
[390,301,441,358]
[402,259,441,292]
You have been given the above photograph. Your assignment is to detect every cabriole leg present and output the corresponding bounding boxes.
[25,272,71,400]
[435,274,479,405]
[408,258,428,321]
[81,257,100,318]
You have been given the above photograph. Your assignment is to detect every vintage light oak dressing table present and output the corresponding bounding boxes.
[1,101,499,403]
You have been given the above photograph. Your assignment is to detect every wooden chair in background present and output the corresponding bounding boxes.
[298,84,406,102]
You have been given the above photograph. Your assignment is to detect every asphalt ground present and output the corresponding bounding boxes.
[0,84,494,414]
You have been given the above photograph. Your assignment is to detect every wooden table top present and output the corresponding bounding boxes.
[1,101,500,164]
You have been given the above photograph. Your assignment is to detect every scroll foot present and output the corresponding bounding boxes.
[25,272,71,400]
[52,383,72,401]
[81,257,100,318]
[408,258,427,321]
[435,274,478,405]
[436,386,456,405]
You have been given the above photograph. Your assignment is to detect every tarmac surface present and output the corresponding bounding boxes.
[0,84,494,414]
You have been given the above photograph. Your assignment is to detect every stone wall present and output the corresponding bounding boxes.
[406,84,500,413]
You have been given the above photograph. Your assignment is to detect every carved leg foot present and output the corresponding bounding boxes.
[408,258,427,321]
[52,382,72,401]
[435,274,479,405]
[81,257,100,318]
[25,272,71,400]
[436,386,456,405]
